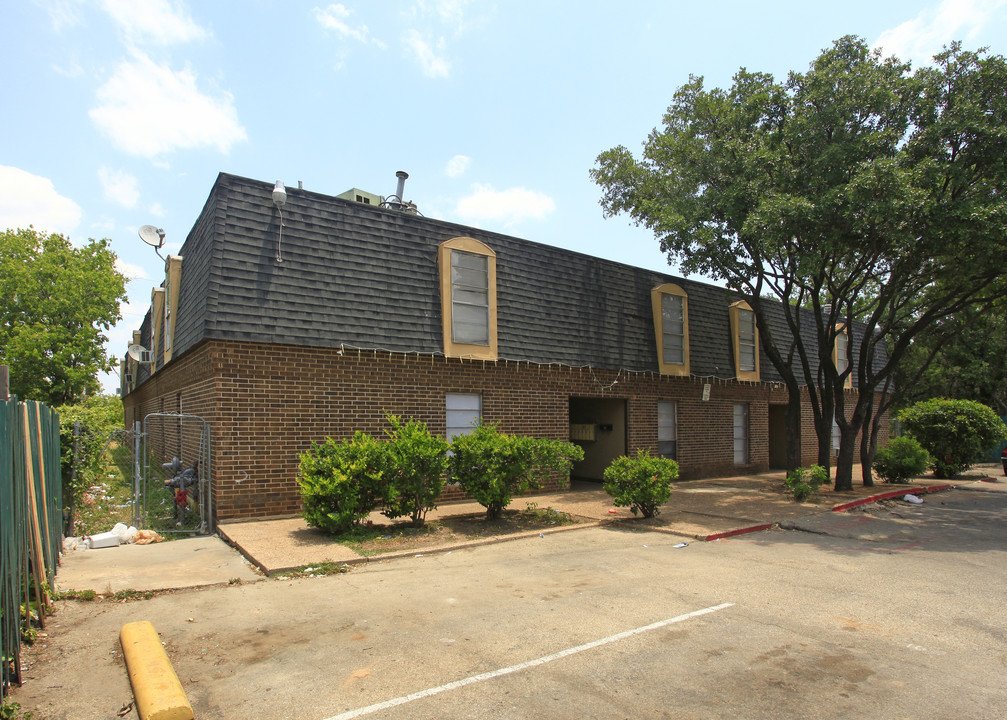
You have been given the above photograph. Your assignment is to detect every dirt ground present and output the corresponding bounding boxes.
[310,505,590,558]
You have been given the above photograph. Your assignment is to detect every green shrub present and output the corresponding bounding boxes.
[785,465,828,502]
[602,450,677,518]
[380,415,449,526]
[449,424,583,520]
[872,436,930,484]
[297,432,385,533]
[899,398,1007,478]
[56,394,124,533]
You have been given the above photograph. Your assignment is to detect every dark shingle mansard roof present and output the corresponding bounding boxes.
[136,172,881,385]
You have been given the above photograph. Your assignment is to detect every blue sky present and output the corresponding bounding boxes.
[2,0,1006,394]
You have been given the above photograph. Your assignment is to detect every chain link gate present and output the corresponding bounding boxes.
[137,413,213,535]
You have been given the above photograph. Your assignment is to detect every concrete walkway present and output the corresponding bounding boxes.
[219,464,1005,574]
[55,535,262,593]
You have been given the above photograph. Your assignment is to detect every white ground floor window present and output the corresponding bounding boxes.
[733,403,749,465]
[446,393,482,441]
[658,401,678,460]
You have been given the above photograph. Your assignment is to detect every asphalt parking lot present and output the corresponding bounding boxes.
[14,489,1007,719]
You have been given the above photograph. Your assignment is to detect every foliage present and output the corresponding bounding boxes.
[518,502,576,525]
[297,432,385,533]
[449,424,583,520]
[899,399,1007,479]
[872,436,930,484]
[0,227,127,406]
[894,306,1007,416]
[602,450,677,518]
[592,37,1007,491]
[784,465,829,502]
[56,394,123,533]
[0,699,34,720]
[380,415,449,526]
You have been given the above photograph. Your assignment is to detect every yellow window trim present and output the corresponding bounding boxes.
[650,283,690,376]
[729,300,760,382]
[833,323,853,389]
[150,287,165,375]
[438,237,498,360]
[163,255,183,364]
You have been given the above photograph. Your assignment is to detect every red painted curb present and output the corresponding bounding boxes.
[831,484,954,512]
[705,523,775,541]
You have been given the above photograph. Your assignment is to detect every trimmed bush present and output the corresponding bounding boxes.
[380,415,449,526]
[602,450,677,518]
[449,424,583,521]
[785,465,828,502]
[872,436,930,484]
[899,399,1007,478]
[297,432,385,533]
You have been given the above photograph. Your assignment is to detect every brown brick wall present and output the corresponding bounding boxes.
[123,340,890,521]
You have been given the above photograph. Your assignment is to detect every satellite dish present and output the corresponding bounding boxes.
[139,225,166,260]
[138,225,165,248]
[127,344,153,364]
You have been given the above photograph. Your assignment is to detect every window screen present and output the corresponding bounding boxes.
[658,401,678,460]
[738,309,756,372]
[662,294,685,365]
[446,393,482,441]
[451,250,489,345]
[733,403,749,465]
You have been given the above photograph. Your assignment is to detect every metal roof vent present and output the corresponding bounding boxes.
[383,170,418,214]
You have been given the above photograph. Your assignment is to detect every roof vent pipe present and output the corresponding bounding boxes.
[395,170,408,202]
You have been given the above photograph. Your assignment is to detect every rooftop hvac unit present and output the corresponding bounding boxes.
[336,188,382,206]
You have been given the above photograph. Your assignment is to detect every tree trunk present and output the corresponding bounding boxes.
[834,425,858,492]
[860,399,875,487]
[785,390,803,471]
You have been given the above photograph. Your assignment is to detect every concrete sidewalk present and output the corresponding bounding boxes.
[219,464,1005,574]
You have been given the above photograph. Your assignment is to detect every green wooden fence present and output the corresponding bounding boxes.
[1,397,62,700]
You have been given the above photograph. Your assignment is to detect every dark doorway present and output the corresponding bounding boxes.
[568,397,627,481]
[768,405,788,469]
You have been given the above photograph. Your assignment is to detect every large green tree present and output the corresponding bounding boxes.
[0,227,127,406]
[592,37,1007,491]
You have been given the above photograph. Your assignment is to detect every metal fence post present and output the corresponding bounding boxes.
[132,420,142,529]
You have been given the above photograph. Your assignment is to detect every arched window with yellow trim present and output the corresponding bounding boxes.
[438,237,497,360]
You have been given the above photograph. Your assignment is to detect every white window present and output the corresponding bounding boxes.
[446,393,482,441]
[662,295,685,365]
[836,331,849,375]
[738,309,756,372]
[733,403,749,465]
[832,418,841,458]
[658,401,678,460]
[451,250,489,345]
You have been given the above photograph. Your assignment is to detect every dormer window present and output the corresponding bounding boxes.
[438,237,497,360]
[650,283,690,376]
[834,325,853,388]
[729,300,760,382]
[451,250,489,345]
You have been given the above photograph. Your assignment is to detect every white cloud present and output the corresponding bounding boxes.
[0,166,82,236]
[98,166,140,207]
[52,58,85,78]
[314,4,385,47]
[445,154,470,178]
[89,51,247,159]
[454,184,556,225]
[115,259,148,281]
[36,0,84,31]
[149,201,165,217]
[874,0,1007,66]
[404,29,450,78]
[99,0,208,46]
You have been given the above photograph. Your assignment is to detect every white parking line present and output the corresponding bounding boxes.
[322,602,735,720]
